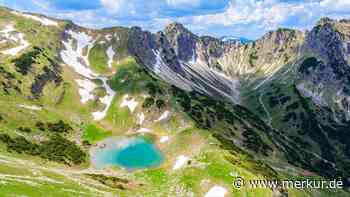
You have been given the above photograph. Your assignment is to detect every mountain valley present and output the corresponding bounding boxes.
[0,6,349,197]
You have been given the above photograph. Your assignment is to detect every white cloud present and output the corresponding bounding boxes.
[100,0,123,14]
[74,0,350,38]
[166,0,202,8]
[188,0,310,29]
[100,0,119,11]
[3,0,350,39]
[32,0,50,10]
[320,0,350,13]
[173,0,350,37]
[99,0,165,19]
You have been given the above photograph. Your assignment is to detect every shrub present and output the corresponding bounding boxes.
[142,97,155,108]
[47,120,72,133]
[40,134,87,165]
[155,99,166,109]
[86,174,130,189]
[12,47,43,75]
[35,121,46,131]
[145,82,163,96]
[17,127,32,133]
[0,134,87,165]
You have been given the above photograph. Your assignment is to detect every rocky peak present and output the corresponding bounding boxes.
[259,28,303,46]
[305,17,349,64]
[164,22,198,62]
[197,36,225,60]
[199,36,221,45]
[128,27,158,67]
[316,17,334,26]
[164,22,192,35]
[300,17,350,112]
[312,17,350,39]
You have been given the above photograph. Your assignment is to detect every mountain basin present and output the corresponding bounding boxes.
[90,136,164,170]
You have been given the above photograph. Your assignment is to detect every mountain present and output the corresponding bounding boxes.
[130,18,350,184]
[0,6,349,196]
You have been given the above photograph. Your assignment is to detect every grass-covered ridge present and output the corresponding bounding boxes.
[244,78,350,186]
[88,43,109,74]
[102,57,172,132]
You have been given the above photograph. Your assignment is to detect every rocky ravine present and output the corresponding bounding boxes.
[128,18,350,116]
[128,22,304,103]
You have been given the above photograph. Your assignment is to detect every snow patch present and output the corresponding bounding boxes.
[18,105,42,111]
[76,79,96,103]
[60,30,116,121]
[92,78,116,120]
[105,34,113,41]
[160,136,169,143]
[120,94,138,112]
[60,30,96,78]
[155,110,170,122]
[12,11,58,26]
[173,155,189,170]
[189,50,197,65]
[0,25,29,56]
[137,128,151,133]
[137,112,145,125]
[114,33,120,41]
[106,46,115,68]
[0,24,15,33]
[221,36,240,42]
[204,186,228,197]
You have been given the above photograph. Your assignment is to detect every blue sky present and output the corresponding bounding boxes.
[1,0,350,39]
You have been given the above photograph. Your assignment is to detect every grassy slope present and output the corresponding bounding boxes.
[82,124,112,143]
[0,11,79,131]
[88,43,109,74]
[0,150,118,196]
[0,58,346,197]
[0,9,106,195]
[242,61,350,189]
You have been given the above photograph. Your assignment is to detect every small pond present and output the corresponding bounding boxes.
[91,136,164,170]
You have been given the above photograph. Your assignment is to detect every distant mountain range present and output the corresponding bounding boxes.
[220,36,252,43]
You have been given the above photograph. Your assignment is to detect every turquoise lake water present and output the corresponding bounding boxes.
[91,137,164,169]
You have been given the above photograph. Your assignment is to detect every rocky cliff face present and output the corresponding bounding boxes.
[299,18,350,119]
[128,19,350,116]
[128,22,306,103]
[129,24,241,103]
[164,22,198,62]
